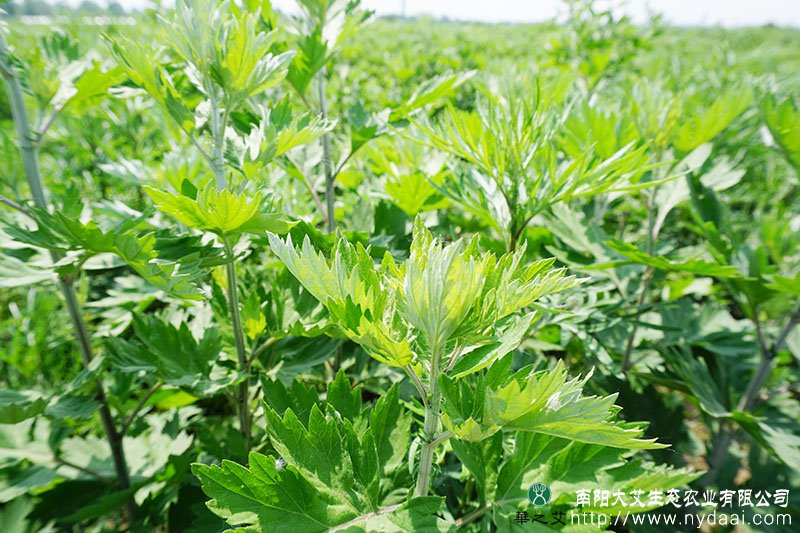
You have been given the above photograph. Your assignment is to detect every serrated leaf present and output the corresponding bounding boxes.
[0,391,46,424]
[105,315,238,397]
[146,185,295,237]
[194,378,448,531]
[442,361,662,450]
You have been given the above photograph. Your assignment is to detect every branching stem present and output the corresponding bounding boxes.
[704,302,800,487]
[120,382,162,436]
[1,35,135,520]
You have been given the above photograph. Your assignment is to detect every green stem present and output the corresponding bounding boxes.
[1,35,135,520]
[317,70,335,232]
[621,188,658,372]
[736,303,799,412]
[414,338,443,497]
[207,87,250,452]
[703,303,800,487]
[120,381,162,437]
[209,89,227,190]
[224,238,251,453]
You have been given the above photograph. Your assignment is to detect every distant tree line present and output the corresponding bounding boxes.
[1,0,130,16]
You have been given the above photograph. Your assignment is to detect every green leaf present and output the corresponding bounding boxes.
[0,390,46,424]
[390,71,475,121]
[146,185,295,237]
[194,452,449,532]
[764,94,800,173]
[442,360,662,450]
[449,312,536,379]
[732,410,800,473]
[347,101,379,153]
[44,395,100,421]
[662,348,729,418]
[326,369,362,422]
[105,315,238,397]
[4,207,204,299]
[55,61,124,111]
[0,253,54,288]
[287,29,328,96]
[492,432,699,520]
[369,384,412,478]
[417,93,656,244]
[194,379,449,531]
[671,87,752,153]
[269,231,413,367]
[607,240,741,278]
[270,217,578,371]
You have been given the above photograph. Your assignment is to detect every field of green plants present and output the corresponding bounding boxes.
[1,0,799,531]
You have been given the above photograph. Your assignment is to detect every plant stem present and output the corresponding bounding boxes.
[452,498,516,527]
[248,336,277,366]
[737,303,800,412]
[403,365,429,408]
[317,70,335,232]
[56,457,112,484]
[620,266,653,371]
[620,189,657,372]
[703,303,800,487]
[209,89,227,190]
[120,382,162,437]
[224,239,252,453]
[61,283,133,496]
[206,89,251,452]
[0,194,33,217]
[2,36,135,520]
[1,38,46,208]
[414,338,443,497]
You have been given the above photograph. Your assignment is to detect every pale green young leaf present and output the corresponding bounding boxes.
[449,312,537,378]
[219,12,294,99]
[390,71,475,121]
[399,218,488,347]
[269,232,413,366]
[442,361,662,450]
[417,93,655,244]
[764,94,800,173]
[271,217,578,371]
[671,87,752,153]
[145,185,295,237]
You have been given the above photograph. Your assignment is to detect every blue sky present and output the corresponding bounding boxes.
[70,0,800,27]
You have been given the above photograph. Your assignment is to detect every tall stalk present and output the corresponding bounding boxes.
[224,237,251,452]
[621,175,658,372]
[207,89,251,452]
[414,339,443,497]
[0,35,135,519]
[317,70,335,232]
[703,303,800,487]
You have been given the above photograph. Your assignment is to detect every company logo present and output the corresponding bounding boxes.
[528,482,552,506]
